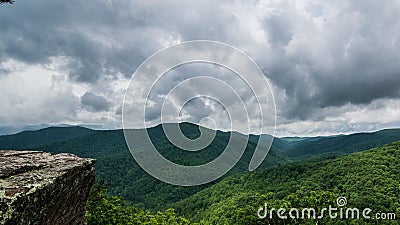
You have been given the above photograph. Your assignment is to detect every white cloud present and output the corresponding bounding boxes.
[0,60,79,127]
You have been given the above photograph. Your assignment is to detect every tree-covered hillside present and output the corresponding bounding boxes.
[86,182,194,225]
[172,141,400,224]
[11,123,286,210]
[0,124,399,223]
[0,126,95,149]
[281,129,400,160]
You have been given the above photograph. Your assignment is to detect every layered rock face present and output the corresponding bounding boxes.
[0,150,96,225]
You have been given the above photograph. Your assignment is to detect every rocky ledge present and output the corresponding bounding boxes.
[0,150,96,225]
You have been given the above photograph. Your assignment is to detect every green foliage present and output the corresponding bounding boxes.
[6,123,286,209]
[86,181,194,225]
[173,141,400,224]
[198,190,340,225]
[1,124,400,224]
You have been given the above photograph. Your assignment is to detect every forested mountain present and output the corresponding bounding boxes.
[172,141,400,224]
[281,129,400,160]
[0,123,286,209]
[0,124,399,224]
[249,129,400,162]
[0,126,96,149]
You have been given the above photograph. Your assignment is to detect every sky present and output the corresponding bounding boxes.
[0,0,400,137]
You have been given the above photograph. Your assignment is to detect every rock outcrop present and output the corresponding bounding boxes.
[0,150,96,225]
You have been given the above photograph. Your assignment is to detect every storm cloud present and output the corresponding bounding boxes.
[81,92,111,112]
[0,0,399,135]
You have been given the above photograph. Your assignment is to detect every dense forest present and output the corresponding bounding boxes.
[0,124,399,224]
[84,140,400,224]
[86,182,193,225]
[172,141,400,224]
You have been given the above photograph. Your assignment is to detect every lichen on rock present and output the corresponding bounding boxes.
[0,150,96,225]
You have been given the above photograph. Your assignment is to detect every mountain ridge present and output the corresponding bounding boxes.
[0,123,399,212]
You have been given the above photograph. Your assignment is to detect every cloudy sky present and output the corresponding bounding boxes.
[0,0,399,136]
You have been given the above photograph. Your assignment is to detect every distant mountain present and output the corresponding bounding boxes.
[250,129,400,162]
[281,129,400,160]
[0,126,96,149]
[280,136,325,143]
[0,124,107,136]
[0,124,51,136]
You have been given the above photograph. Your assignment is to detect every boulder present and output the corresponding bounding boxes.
[0,150,96,225]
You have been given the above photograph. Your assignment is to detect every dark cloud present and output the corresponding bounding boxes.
[1,0,400,135]
[0,0,164,83]
[257,1,400,120]
[0,0,247,83]
[81,92,111,112]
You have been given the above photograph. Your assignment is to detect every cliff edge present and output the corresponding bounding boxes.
[0,150,96,225]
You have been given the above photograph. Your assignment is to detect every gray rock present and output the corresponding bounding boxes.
[0,150,96,225]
